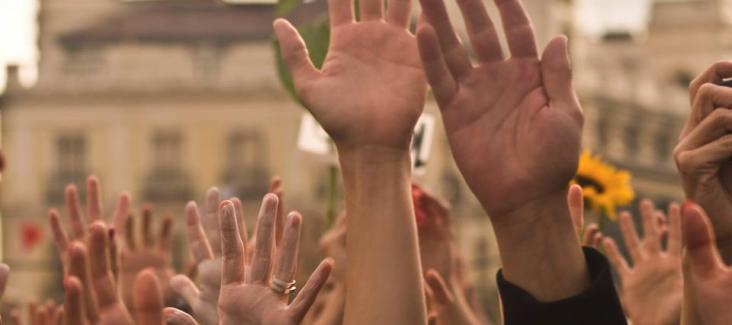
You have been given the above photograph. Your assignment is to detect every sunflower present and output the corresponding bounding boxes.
[572,151,635,221]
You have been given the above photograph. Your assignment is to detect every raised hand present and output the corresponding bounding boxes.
[417,0,587,302]
[680,203,732,325]
[115,204,174,309]
[602,200,683,325]
[217,196,333,325]
[674,61,732,261]
[170,188,248,325]
[59,223,135,325]
[275,0,429,322]
[49,176,130,273]
[416,0,581,219]
[274,0,427,150]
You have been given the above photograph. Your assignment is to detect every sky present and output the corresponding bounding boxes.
[0,0,651,91]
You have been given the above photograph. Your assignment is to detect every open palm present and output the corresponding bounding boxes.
[417,0,582,218]
[274,0,427,149]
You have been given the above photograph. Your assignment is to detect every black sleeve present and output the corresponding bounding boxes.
[496,247,627,325]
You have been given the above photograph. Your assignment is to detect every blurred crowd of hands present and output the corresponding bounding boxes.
[3,0,732,323]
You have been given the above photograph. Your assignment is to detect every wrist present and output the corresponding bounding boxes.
[491,190,590,301]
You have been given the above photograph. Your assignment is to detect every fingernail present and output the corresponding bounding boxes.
[682,200,696,214]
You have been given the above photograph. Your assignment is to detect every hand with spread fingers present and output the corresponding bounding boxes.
[59,227,169,325]
[217,196,333,325]
[24,300,63,325]
[416,0,582,220]
[169,187,249,325]
[674,61,732,262]
[114,204,175,309]
[49,176,130,274]
[274,0,426,151]
[416,0,586,302]
[602,200,683,325]
[275,0,429,321]
[680,203,732,325]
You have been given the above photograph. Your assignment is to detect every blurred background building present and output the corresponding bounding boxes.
[0,0,721,321]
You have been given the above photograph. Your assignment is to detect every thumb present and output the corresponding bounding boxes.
[170,275,201,307]
[541,36,577,107]
[273,19,320,92]
[683,203,724,278]
[163,308,199,325]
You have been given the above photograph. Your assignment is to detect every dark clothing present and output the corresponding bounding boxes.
[496,248,627,325]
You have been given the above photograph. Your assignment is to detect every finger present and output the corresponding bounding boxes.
[49,209,69,254]
[142,204,154,248]
[68,242,99,323]
[273,19,321,90]
[52,307,63,325]
[10,310,21,325]
[455,0,502,63]
[677,108,732,152]
[231,198,249,262]
[602,237,630,276]
[133,270,164,325]
[495,0,537,58]
[592,232,603,248]
[125,213,136,251]
[274,212,303,292]
[683,84,732,138]
[112,192,131,240]
[269,177,285,248]
[567,184,584,235]
[108,228,119,281]
[203,188,222,256]
[582,224,598,247]
[328,0,354,27]
[86,176,102,222]
[289,258,334,322]
[159,215,174,251]
[676,134,732,179]
[219,201,245,285]
[169,275,200,307]
[683,203,724,279]
[689,61,732,101]
[359,0,383,21]
[418,0,472,79]
[618,211,643,263]
[425,269,454,305]
[0,264,9,299]
[386,0,412,28]
[185,202,213,263]
[640,200,661,253]
[163,308,200,325]
[416,24,458,107]
[248,194,279,284]
[62,277,85,325]
[88,222,119,309]
[65,185,85,239]
[541,36,578,110]
[35,305,47,325]
[667,203,683,256]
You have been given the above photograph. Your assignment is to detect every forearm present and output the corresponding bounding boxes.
[338,146,427,325]
[488,191,590,301]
